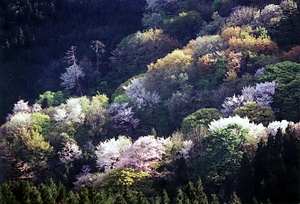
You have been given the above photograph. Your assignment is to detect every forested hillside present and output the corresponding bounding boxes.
[0,0,300,203]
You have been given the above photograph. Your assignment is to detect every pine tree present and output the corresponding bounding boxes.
[229,192,242,204]
[79,188,91,204]
[28,186,43,204]
[138,191,150,204]
[66,191,79,204]
[210,194,220,204]
[115,192,127,204]
[197,179,208,204]
[252,197,258,204]
[154,195,161,204]
[56,182,67,204]
[60,46,85,93]
[186,181,197,204]
[0,183,17,204]
[162,190,170,204]
[177,189,184,204]
[124,189,138,204]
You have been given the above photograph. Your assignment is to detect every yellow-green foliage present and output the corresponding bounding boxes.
[30,112,51,136]
[91,94,109,108]
[147,49,194,72]
[21,129,53,153]
[100,168,151,193]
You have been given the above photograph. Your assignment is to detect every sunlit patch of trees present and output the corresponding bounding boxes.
[0,0,299,203]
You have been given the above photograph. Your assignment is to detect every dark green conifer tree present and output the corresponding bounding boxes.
[56,182,67,204]
[115,192,127,204]
[39,183,56,204]
[210,194,220,204]
[124,189,138,204]
[138,191,150,204]
[0,183,17,204]
[66,191,79,204]
[162,190,170,204]
[177,189,185,204]
[229,192,242,204]
[197,179,208,204]
[79,188,91,204]
[186,181,197,203]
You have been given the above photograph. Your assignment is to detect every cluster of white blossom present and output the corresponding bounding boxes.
[108,103,140,131]
[60,64,85,90]
[60,46,85,90]
[123,76,160,109]
[114,135,171,173]
[221,81,277,116]
[95,136,132,173]
[267,120,289,136]
[189,35,226,58]
[74,171,103,191]
[53,98,85,124]
[6,113,32,135]
[221,94,245,116]
[59,140,82,164]
[280,0,298,15]
[254,67,265,79]
[178,140,194,159]
[258,4,283,27]
[209,115,267,140]
[6,100,42,121]
[83,135,194,189]
[226,0,297,28]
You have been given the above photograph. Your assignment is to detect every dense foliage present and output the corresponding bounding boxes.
[0,0,300,203]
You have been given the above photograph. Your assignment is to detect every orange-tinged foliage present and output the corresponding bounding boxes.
[222,26,278,54]
[283,45,300,62]
[221,27,242,42]
[254,37,279,54]
[226,51,243,80]
[227,32,256,52]
[198,54,215,68]
[228,37,243,51]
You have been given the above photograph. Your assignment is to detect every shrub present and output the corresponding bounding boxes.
[234,102,275,126]
[181,108,221,135]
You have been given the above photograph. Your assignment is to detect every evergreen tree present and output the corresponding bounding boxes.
[162,190,170,204]
[186,181,198,204]
[197,179,208,204]
[177,189,185,204]
[79,188,91,204]
[154,195,161,204]
[229,192,242,204]
[66,191,79,204]
[0,183,17,204]
[124,189,138,204]
[39,182,56,204]
[210,194,220,204]
[89,188,107,204]
[115,192,127,204]
[28,186,43,204]
[138,191,150,204]
[56,182,67,204]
